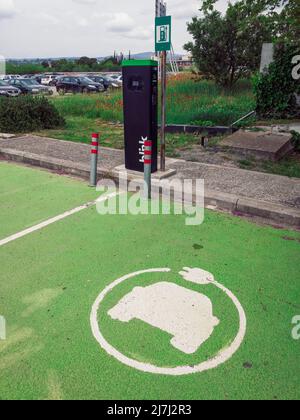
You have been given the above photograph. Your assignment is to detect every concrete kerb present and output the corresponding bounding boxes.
[0,147,299,229]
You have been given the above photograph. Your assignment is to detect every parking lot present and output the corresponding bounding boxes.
[0,161,299,400]
[0,72,122,98]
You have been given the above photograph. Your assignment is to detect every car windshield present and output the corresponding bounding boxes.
[0,80,8,86]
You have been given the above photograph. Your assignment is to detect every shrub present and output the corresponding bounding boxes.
[0,95,65,133]
[253,43,300,119]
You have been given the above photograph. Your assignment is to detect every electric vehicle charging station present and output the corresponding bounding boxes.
[122,60,158,173]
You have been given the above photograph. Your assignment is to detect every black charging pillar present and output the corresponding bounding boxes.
[122,60,158,173]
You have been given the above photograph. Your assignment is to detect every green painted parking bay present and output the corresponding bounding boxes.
[0,163,299,400]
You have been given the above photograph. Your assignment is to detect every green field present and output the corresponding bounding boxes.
[38,74,255,159]
[0,162,299,400]
[51,75,255,126]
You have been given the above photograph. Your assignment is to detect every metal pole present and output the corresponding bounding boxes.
[144,139,152,199]
[90,133,99,187]
[160,50,167,172]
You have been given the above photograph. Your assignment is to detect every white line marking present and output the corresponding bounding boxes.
[0,192,120,247]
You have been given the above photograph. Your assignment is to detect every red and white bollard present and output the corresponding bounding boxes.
[144,140,152,199]
[90,133,99,187]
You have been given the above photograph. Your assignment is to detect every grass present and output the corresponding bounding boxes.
[35,74,299,178]
[50,74,255,126]
[37,115,201,157]
[167,75,255,126]
[238,155,300,178]
[38,117,125,149]
[0,162,300,400]
[36,75,255,156]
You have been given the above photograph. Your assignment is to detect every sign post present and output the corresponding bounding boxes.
[155,15,171,172]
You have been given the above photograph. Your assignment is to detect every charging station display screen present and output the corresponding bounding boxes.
[128,77,144,92]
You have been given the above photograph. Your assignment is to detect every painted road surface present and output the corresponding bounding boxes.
[0,162,299,400]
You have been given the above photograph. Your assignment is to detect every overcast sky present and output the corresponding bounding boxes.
[0,0,229,59]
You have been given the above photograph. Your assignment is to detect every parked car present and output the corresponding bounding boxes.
[105,74,122,88]
[0,80,21,97]
[88,76,111,91]
[56,76,105,95]
[2,75,21,81]
[10,79,53,95]
[41,75,57,85]
[109,74,123,86]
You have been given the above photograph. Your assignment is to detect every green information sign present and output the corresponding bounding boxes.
[155,16,171,52]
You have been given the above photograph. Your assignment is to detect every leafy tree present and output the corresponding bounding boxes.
[271,0,300,43]
[184,0,298,89]
[51,59,75,72]
[76,56,98,67]
[254,43,300,119]
[6,54,123,75]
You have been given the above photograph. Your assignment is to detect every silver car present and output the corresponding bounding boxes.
[0,80,21,97]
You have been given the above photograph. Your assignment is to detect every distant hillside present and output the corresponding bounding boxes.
[130,52,155,60]
[129,51,182,60]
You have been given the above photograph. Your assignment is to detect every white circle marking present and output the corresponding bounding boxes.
[90,268,247,376]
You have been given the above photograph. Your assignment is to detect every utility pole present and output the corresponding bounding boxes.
[160,49,167,172]
[155,1,168,172]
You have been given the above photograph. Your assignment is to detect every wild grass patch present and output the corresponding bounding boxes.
[51,74,255,126]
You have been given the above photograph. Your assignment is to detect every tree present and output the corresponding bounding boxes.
[254,43,300,119]
[201,1,299,42]
[184,0,297,89]
[51,59,75,72]
[76,56,98,67]
[270,0,300,43]
[6,63,45,75]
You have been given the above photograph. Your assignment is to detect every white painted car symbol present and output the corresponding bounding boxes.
[109,281,220,354]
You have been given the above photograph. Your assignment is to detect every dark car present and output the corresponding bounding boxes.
[56,76,105,95]
[0,80,21,97]
[10,79,53,95]
[89,76,110,91]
